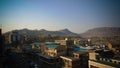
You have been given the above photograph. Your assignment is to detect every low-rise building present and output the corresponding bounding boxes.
[73,38,81,45]
[88,49,120,68]
[89,60,115,68]
[55,38,74,46]
[60,56,81,68]
[108,43,120,52]
[55,40,67,45]
[60,51,88,68]
[31,42,41,49]
[28,52,61,68]
[41,42,67,57]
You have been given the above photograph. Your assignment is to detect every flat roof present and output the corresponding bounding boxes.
[36,53,55,59]
[73,51,88,54]
[60,56,79,61]
[90,60,120,68]
[46,44,59,49]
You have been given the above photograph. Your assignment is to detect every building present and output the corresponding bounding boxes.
[8,31,22,44]
[55,40,67,45]
[40,43,47,54]
[0,29,5,56]
[60,56,81,68]
[55,38,74,46]
[28,52,62,68]
[89,58,120,68]
[108,43,120,52]
[74,39,81,45]
[88,49,120,68]
[72,51,89,68]
[55,38,74,56]
[89,60,116,68]
[0,29,3,55]
[40,42,67,57]
[60,51,88,68]
[31,42,41,49]
[20,44,33,52]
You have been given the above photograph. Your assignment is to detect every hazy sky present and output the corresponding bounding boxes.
[0,0,120,33]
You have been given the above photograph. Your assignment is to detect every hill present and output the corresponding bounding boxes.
[4,27,120,38]
[4,28,79,37]
[80,27,120,38]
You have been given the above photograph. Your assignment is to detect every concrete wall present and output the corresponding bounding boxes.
[89,53,96,60]
[88,60,115,68]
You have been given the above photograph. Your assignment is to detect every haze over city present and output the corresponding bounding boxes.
[0,0,120,33]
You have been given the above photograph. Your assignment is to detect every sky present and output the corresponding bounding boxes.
[0,0,120,33]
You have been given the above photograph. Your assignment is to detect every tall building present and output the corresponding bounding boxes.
[8,31,22,44]
[0,29,5,56]
[0,29,2,55]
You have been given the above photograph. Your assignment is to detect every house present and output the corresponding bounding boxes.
[41,42,67,57]
[60,51,88,68]
[55,38,74,46]
[60,56,81,68]
[88,49,120,68]
[108,43,120,52]
[31,42,41,49]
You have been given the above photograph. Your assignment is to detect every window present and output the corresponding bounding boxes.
[118,62,120,64]
[114,61,117,63]
[109,60,112,62]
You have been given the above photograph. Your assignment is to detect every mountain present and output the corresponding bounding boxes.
[4,27,120,38]
[58,28,77,36]
[80,27,120,38]
[4,28,79,37]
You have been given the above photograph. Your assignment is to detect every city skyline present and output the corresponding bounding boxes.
[0,0,120,33]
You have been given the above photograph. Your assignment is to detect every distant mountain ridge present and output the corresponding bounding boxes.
[4,28,79,37]
[80,27,120,38]
[4,27,120,38]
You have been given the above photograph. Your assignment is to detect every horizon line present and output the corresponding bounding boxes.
[2,26,120,34]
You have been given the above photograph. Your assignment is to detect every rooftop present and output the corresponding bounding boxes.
[46,44,59,49]
[73,45,93,51]
[45,42,59,49]
[36,53,55,59]
[73,51,88,54]
[32,42,41,46]
[45,42,57,45]
[90,60,120,68]
[60,56,79,61]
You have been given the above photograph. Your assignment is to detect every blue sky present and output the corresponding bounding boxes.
[0,0,120,33]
